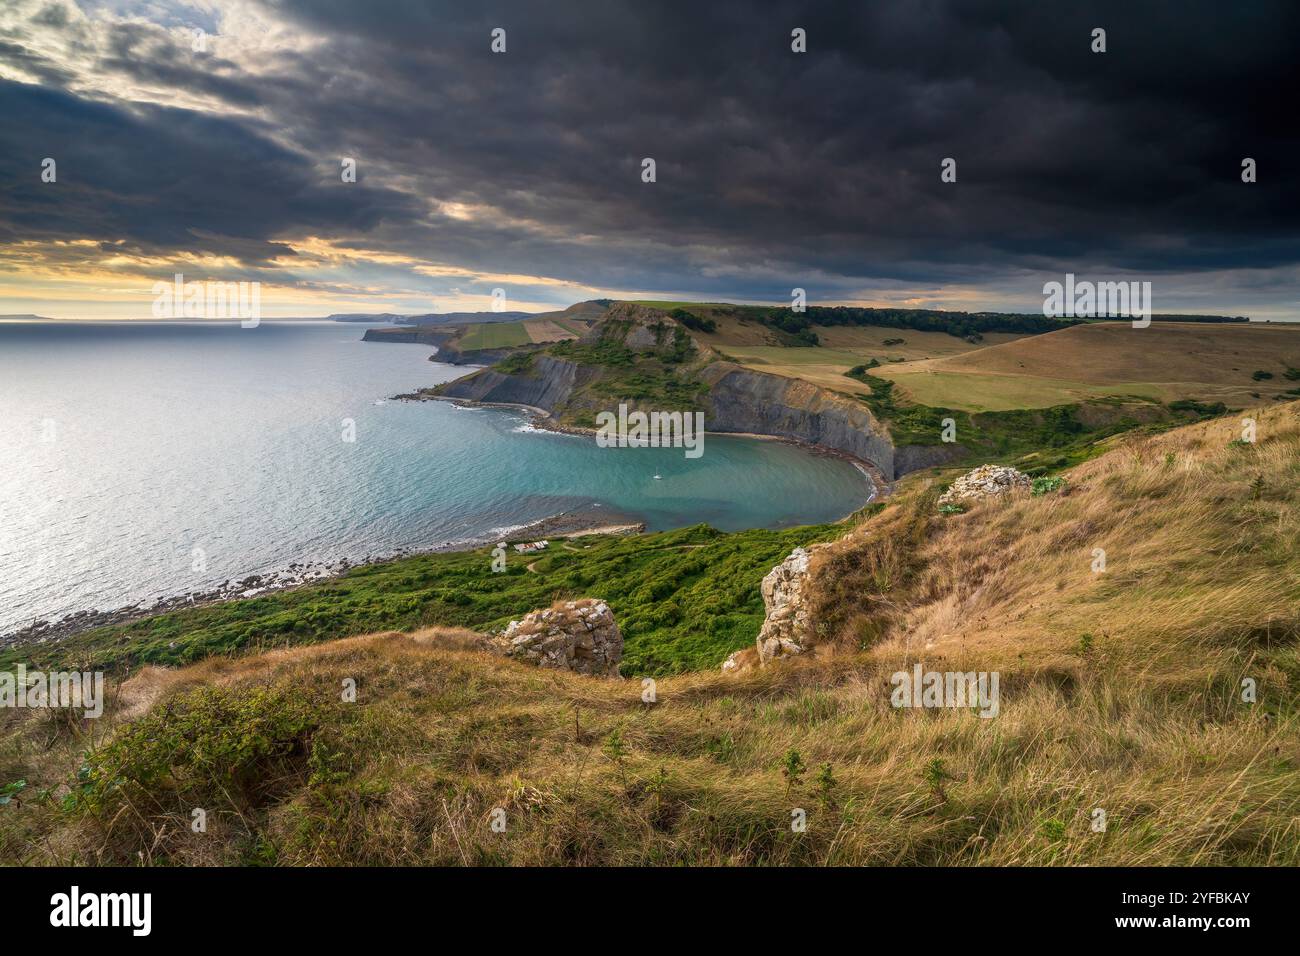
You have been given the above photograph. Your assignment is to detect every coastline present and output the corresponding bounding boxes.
[0,508,644,652]
[5,378,880,654]
[412,391,889,500]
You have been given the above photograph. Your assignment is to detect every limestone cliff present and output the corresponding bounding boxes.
[437,354,592,410]
[697,363,898,478]
[362,327,456,348]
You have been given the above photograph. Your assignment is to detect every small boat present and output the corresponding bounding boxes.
[653,474,663,480]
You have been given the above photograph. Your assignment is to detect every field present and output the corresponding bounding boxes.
[521,319,581,342]
[456,321,532,349]
[873,322,1300,412]
[700,319,1300,414]
[871,368,1166,411]
[717,329,1026,396]
[712,345,885,394]
[457,318,587,350]
[809,325,1026,360]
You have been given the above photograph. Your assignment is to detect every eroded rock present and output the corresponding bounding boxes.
[494,598,623,677]
[755,547,814,665]
[938,464,1031,506]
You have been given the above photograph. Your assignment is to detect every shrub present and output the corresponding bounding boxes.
[1031,476,1066,496]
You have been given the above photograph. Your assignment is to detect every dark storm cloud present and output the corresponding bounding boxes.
[254,0,1300,286]
[0,78,419,263]
[4,0,1299,300]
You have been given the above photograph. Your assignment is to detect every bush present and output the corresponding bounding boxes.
[85,683,330,812]
[669,308,717,334]
[1031,476,1066,496]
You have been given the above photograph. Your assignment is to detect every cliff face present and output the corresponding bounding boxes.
[437,354,915,479]
[698,363,899,477]
[894,443,969,475]
[436,355,590,410]
[362,327,456,348]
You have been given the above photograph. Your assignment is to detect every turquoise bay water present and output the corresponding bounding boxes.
[0,321,872,632]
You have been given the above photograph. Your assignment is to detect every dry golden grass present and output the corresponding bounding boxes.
[876,321,1300,410]
[3,406,1298,866]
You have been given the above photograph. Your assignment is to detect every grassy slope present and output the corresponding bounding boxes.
[709,328,1028,396]
[875,321,1300,411]
[534,319,710,428]
[2,524,843,678]
[4,404,1297,866]
[456,321,532,350]
[846,365,1220,476]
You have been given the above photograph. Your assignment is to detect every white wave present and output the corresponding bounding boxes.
[511,421,582,438]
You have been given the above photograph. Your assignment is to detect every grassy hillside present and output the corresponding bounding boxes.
[456,321,533,350]
[845,364,1225,476]
[4,404,1297,866]
[874,321,1300,411]
[2,524,844,678]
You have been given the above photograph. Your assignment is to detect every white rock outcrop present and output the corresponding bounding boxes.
[496,599,623,677]
[938,464,1031,506]
[756,547,814,664]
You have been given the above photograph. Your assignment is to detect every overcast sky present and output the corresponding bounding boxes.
[1,0,1297,318]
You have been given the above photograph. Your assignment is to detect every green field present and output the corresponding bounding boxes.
[457,321,532,350]
[873,368,1164,412]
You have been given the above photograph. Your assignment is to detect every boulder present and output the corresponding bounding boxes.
[938,464,1031,506]
[755,547,814,665]
[495,599,623,677]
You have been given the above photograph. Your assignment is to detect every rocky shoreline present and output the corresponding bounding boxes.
[0,509,645,652]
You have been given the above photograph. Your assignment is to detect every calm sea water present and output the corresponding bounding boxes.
[0,321,872,632]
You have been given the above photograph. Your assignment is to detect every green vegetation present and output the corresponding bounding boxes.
[1031,476,1066,496]
[807,306,1079,340]
[762,310,820,346]
[4,524,840,678]
[493,349,538,375]
[542,322,707,426]
[670,308,716,334]
[1253,370,1275,381]
[458,321,531,350]
[548,336,637,368]
[1168,399,1228,416]
[846,367,1226,475]
[81,683,329,816]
